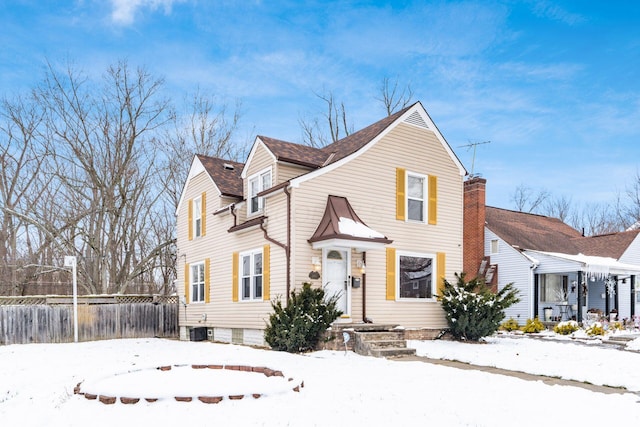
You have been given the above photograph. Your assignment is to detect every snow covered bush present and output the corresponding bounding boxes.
[439,273,519,341]
[553,320,579,335]
[264,282,342,353]
[521,317,546,333]
[586,322,605,336]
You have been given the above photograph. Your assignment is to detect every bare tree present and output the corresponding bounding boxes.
[570,202,620,236]
[0,59,248,296]
[375,76,414,116]
[542,194,573,222]
[300,77,413,147]
[160,90,246,209]
[35,59,172,294]
[0,94,48,295]
[511,184,550,213]
[299,90,353,147]
[616,171,640,230]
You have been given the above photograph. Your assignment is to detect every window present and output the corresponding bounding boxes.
[540,274,568,302]
[249,168,271,215]
[398,252,434,299]
[241,249,263,300]
[190,262,205,303]
[188,192,206,240]
[193,196,202,238]
[490,239,499,254]
[407,173,426,222]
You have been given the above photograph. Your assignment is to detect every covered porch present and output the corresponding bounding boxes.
[528,251,640,323]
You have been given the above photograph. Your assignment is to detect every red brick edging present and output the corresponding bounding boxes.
[75,363,304,405]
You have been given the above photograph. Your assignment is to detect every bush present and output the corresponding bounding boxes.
[439,273,520,341]
[553,320,579,335]
[500,318,520,332]
[521,317,546,333]
[610,321,624,331]
[264,282,342,353]
[586,322,605,336]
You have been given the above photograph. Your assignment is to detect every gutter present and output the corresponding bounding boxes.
[257,184,292,303]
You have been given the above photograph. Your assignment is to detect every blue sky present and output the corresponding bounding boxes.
[2,0,640,209]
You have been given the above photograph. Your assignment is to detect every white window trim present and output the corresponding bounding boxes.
[396,250,437,302]
[406,171,427,223]
[248,167,272,216]
[490,239,499,255]
[190,261,205,303]
[239,248,264,302]
[193,196,203,238]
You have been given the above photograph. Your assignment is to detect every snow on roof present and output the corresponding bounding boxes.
[529,250,640,278]
[337,217,385,239]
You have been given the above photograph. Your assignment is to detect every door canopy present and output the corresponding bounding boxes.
[308,195,393,250]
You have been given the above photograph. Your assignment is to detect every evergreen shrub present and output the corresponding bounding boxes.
[521,317,546,333]
[553,320,579,335]
[264,282,342,353]
[586,322,605,336]
[500,318,520,332]
[439,273,519,341]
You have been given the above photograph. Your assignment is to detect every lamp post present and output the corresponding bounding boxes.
[64,256,78,343]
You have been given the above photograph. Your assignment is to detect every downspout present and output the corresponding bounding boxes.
[524,252,539,321]
[614,275,619,313]
[259,186,291,302]
[362,252,367,321]
[230,204,237,227]
[533,272,539,320]
[285,186,291,300]
[577,270,583,323]
[605,279,610,315]
[631,275,636,318]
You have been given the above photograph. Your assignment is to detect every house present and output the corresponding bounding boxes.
[175,102,467,345]
[464,177,640,324]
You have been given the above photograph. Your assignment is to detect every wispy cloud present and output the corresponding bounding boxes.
[528,0,586,25]
[109,0,184,25]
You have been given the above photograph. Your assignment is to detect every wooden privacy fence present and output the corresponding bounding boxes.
[0,295,178,345]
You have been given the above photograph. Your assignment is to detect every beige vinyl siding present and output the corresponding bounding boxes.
[290,122,463,328]
[176,172,215,324]
[261,191,288,301]
[177,166,285,330]
[277,163,313,183]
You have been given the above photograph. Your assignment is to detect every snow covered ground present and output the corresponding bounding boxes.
[1,336,640,426]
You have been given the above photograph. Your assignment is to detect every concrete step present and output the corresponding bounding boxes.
[601,339,626,347]
[366,339,408,349]
[329,323,400,332]
[370,347,416,358]
[607,335,636,343]
[357,331,405,341]
[603,335,637,346]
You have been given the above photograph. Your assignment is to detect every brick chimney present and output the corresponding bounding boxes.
[463,177,487,278]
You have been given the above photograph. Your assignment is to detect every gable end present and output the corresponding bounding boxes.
[403,110,429,129]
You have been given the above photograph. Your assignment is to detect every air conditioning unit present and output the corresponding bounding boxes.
[189,327,207,341]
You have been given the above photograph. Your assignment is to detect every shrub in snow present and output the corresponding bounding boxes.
[439,273,519,341]
[499,318,520,332]
[586,322,605,336]
[553,320,579,335]
[521,317,546,333]
[264,282,342,353]
[609,321,624,331]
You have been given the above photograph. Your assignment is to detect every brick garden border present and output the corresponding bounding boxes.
[75,363,304,405]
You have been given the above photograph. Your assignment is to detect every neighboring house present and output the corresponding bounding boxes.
[176,102,467,345]
[464,177,640,324]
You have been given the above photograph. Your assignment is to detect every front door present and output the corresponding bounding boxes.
[323,249,350,317]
